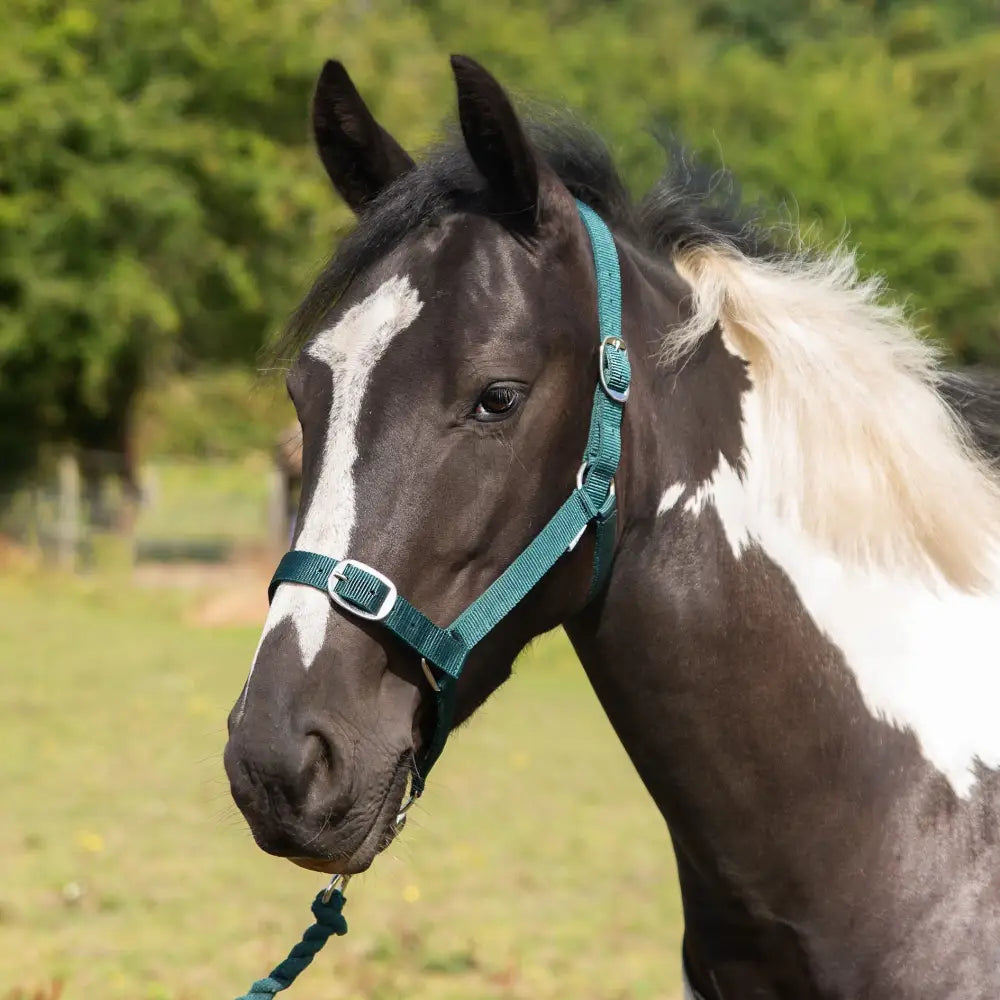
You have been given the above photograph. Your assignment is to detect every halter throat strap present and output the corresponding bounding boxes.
[268,201,630,795]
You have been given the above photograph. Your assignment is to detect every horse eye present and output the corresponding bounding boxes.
[474,383,522,422]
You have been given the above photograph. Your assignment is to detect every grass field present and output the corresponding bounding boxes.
[1,569,684,1000]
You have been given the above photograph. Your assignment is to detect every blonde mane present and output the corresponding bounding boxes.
[665,244,1000,591]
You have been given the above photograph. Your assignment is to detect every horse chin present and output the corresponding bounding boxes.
[290,855,344,875]
[287,763,410,876]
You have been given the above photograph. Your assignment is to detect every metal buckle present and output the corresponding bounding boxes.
[599,336,630,403]
[327,559,398,621]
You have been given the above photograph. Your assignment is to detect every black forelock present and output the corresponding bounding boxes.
[272,111,776,364]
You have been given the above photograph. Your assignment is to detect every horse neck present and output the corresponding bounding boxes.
[563,240,1000,983]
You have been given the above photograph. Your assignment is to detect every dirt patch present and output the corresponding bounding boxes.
[191,581,268,627]
[0,535,39,573]
[132,559,271,627]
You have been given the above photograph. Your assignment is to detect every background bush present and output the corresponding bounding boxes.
[2,0,997,485]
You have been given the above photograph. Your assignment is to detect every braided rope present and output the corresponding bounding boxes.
[234,889,348,999]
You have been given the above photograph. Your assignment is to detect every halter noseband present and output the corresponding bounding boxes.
[267,201,630,796]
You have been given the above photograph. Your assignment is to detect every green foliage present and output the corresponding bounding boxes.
[672,36,998,354]
[135,368,290,459]
[0,0,312,479]
[2,0,998,485]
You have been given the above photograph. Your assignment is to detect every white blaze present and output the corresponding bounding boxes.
[251,275,422,681]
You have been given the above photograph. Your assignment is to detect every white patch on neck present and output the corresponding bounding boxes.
[683,385,1000,797]
[656,482,686,515]
[252,275,422,680]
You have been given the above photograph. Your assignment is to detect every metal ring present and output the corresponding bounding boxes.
[599,337,630,404]
[576,461,616,498]
[395,787,418,828]
[421,657,441,693]
[321,873,351,903]
[568,465,615,552]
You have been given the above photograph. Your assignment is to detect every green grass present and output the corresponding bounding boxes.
[0,571,683,1000]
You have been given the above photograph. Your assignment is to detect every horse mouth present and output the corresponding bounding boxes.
[289,760,412,876]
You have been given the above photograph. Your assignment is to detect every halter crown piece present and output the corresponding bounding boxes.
[234,201,630,998]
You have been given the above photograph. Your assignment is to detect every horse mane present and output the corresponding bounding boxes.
[664,240,1000,590]
[279,112,1000,590]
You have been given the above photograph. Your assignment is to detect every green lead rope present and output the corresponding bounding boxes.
[234,890,348,999]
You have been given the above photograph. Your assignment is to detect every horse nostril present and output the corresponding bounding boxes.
[300,726,349,810]
[225,721,354,854]
[303,728,335,779]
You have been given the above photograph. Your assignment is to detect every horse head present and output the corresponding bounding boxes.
[224,57,631,872]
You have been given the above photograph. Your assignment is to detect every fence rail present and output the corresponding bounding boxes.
[0,450,294,570]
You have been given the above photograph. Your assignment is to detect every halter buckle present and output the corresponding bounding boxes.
[599,336,630,403]
[328,559,398,621]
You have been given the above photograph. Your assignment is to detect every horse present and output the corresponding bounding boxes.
[224,55,1000,998]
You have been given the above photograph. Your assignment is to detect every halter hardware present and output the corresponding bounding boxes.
[321,874,350,905]
[327,559,397,621]
[599,335,631,403]
[420,657,441,692]
[567,461,615,553]
[267,201,630,798]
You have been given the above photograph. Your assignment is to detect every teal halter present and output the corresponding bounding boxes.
[267,201,630,796]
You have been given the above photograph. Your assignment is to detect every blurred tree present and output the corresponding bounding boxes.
[663,35,998,360]
[904,27,1000,358]
[417,0,999,359]
[1,0,997,487]
[0,0,436,485]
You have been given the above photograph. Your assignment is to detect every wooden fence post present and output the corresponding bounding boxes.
[268,463,290,551]
[57,451,81,571]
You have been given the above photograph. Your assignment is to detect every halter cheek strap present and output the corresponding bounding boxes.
[267,201,630,795]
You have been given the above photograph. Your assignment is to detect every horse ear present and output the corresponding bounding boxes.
[312,60,415,213]
[450,55,539,233]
